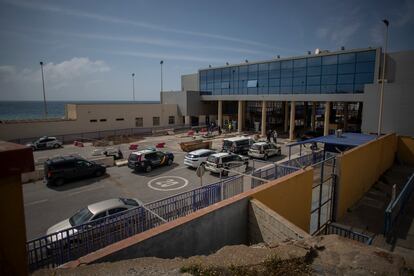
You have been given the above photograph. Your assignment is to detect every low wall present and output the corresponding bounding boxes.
[248,199,310,245]
[251,168,313,232]
[336,133,397,219]
[397,136,414,166]
[89,156,114,167]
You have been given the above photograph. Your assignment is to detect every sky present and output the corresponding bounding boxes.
[0,0,413,101]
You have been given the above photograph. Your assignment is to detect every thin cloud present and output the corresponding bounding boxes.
[3,0,276,50]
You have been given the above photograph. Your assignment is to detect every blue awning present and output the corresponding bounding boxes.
[287,132,377,148]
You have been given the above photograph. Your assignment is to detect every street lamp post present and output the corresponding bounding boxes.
[160,60,164,92]
[40,61,48,118]
[377,19,389,137]
[132,73,135,101]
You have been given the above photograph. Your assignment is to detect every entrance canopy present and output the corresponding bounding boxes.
[287,132,377,158]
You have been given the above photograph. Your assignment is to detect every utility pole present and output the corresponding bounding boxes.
[132,73,135,101]
[160,60,164,92]
[40,61,48,118]
[377,19,389,137]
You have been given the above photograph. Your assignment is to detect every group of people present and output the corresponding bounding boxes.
[266,129,278,144]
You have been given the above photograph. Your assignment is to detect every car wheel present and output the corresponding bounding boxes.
[54,178,65,186]
[95,170,103,177]
[53,144,60,149]
[31,146,36,151]
[145,165,152,172]
[167,159,173,166]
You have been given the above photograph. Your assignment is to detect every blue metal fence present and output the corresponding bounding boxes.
[26,176,242,271]
[384,173,414,235]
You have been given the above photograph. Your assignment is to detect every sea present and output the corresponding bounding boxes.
[0,101,159,120]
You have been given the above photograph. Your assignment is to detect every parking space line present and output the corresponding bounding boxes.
[68,186,104,197]
[24,199,49,207]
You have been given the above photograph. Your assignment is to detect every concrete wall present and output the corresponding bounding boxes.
[251,168,313,232]
[248,199,310,245]
[161,90,217,117]
[362,51,414,136]
[336,133,397,219]
[181,73,199,91]
[94,197,250,263]
[0,103,180,141]
[397,136,414,166]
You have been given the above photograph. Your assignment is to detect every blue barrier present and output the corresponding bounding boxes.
[384,173,414,235]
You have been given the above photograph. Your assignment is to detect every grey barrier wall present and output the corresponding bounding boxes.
[95,197,250,263]
[248,199,311,245]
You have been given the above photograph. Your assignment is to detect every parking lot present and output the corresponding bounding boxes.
[23,133,302,240]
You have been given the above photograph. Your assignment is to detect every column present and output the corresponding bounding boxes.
[324,101,331,136]
[199,115,206,125]
[261,100,267,137]
[217,100,223,128]
[311,102,316,131]
[343,102,348,131]
[237,100,243,133]
[303,102,308,129]
[284,101,289,133]
[184,115,191,126]
[289,101,295,141]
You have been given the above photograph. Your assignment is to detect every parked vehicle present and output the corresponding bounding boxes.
[222,136,254,155]
[248,141,281,160]
[26,136,63,151]
[46,198,140,241]
[205,152,249,176]
[44,156,106,186]
[184,149,216,168]
[128,149,174,172]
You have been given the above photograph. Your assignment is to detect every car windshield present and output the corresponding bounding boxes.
[69,207,93,226]
[128,154,140,161]
[251,144,261,150]
[223,141,233,148]
[207,155,219,164]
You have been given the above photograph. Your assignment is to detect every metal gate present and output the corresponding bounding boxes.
[310,155,337,235]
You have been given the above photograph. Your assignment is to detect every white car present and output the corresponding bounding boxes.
[184,149,216,168]
[248,141,281,160]
[205,152,249,176]
[26,136,63,151]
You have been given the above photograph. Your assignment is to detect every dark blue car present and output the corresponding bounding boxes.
[128,149,174,172]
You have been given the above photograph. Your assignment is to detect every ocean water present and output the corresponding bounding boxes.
[0,101,159,120]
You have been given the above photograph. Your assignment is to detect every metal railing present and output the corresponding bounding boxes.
[384,173,414,235]
[283,150,324,168]
[321,223,373,245]
[26,175,244,271]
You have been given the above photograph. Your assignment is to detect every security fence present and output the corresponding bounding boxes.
[320,223,373,245]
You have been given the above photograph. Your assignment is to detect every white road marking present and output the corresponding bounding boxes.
[148,176,189,191]
[24,199,48,207]
[68,186,104,197]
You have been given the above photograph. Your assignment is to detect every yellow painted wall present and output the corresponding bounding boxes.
[337,133,397,219]
[251,168,313,232]
[397,136,414,166]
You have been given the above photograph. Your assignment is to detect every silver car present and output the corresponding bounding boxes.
[46,198,140,242]
[26,136,63,151]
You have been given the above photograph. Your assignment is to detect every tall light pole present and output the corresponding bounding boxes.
[160,60,164,92]
[377,19,389,137]
[40,61,48,118]
[132,73,135,101]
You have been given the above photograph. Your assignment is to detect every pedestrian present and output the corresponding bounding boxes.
[228,122,232,133]
[272,130,278,144]
[266,129,271,142]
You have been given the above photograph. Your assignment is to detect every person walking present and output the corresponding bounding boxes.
[266,129,271,142]
[272,130,278,144]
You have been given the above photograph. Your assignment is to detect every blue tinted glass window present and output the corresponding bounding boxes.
[338,53,356,64]
[247,80,258,88]
[337,84,354,93]
[207,82,214,90]
[321,85,336,93]
[307,57,321,66]
[356,62,375,73]
[222,89,229,95]
[281,60,293,69]
[322,55,337,65]
[322,65,337,75]
[259,63,269,71]
[338,63,355,74]
[239,66,248,79]
[338,74,354,84]
[200,70,207,81]
[307,66,321,76]
[269,86,280,93]
[281,69,292,78]
[269,78,280,87]
[258,79,268,87]
[269,62,280,70]
[293,68,306,76]
[214,69,221,81]
[214,82,221,89]
[248,87,257,94]
[294,58,306,68]
[306,85,320,93]
[239,80,247,88]
[248,64,258,72]
[258,71,268,79]
[258,87,268,93]
[249,70,258,79]
[293,77,306,86]
[280,86,292,93]
[200,82,207,90]
[355,73,374,83]
[221,82,230,89]
[230,67,238,80]
[207,70,214,80]
[281,78,292,86]
[354,84,364,93]
[221,68,230,81]
[356,50,376,62]
[321,75,337,85]
[293,86,306,93]
[307,76,320,85]
[269,70,280,78]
